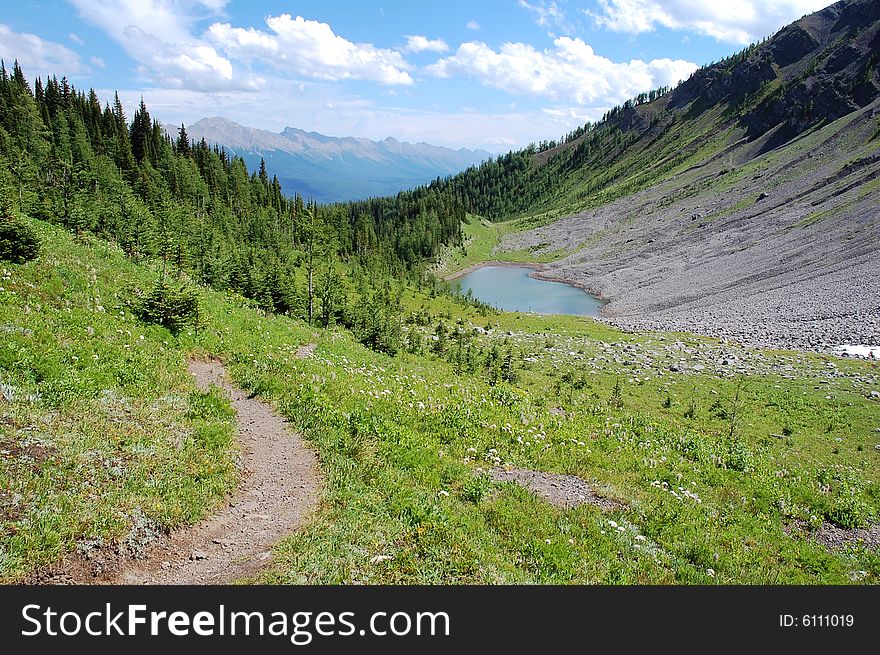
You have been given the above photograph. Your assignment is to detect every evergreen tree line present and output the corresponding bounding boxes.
[1,58,705,284]
[412,82,687,221]
[0,62,467,343]
[532,83,675,154]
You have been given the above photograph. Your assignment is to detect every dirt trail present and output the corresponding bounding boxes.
[50,353,322,585]
[120,358,322,584]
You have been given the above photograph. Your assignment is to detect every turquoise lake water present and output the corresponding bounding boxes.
[451,266,606,316]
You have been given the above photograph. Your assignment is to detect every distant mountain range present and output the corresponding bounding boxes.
[186,117,491,203]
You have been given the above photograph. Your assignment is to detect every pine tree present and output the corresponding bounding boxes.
[258,158,269,187]
[176,123,190,157]
[432,321,447,356]
[130,98,152,164]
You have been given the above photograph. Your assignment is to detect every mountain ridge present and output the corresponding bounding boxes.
[187,117,491,202]
[486,0,880,351]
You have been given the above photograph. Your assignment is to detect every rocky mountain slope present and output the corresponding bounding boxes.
[188,117,490,203]
[496,0,880,352]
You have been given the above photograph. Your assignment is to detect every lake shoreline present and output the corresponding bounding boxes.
[446,261,610,316]
[528,269,611,314]
[442,260,544,282]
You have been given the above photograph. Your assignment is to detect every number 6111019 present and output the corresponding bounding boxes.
[779,614,854,627]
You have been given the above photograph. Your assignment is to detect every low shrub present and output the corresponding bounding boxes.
[134,276,202,335]
[0,215,40,263]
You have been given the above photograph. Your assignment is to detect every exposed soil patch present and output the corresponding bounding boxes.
[40,357,322,585]
[789,520,880,551]
[0,438,57,472]
[295,342,318,359]
[489,467,622,510]
[0,489,22,524]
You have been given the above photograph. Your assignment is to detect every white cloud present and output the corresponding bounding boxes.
[587,0,832,44]
[91,56,107,68]
[518,0,570,32]
[403,35,449,53]
[69,0,200,46]
[0,24,86,77]
[69,32,85,45]
[466,21,481,31]
[542,106,595,122]
[207,14,414,85]
[427,37,697,107]
[487,135,518,146]
[197,0,230,10]
[67,0,259,91]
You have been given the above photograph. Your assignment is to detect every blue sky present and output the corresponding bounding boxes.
[0,1,833,151]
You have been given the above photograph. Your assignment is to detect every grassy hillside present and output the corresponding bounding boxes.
[0,221,243,579]
[418,0,880,239]
[3,217,878,584]
[430,214,575,279]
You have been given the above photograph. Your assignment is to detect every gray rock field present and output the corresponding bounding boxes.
[498,101,880,354]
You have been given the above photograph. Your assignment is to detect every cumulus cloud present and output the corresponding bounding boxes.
[69,32,85,45]
[466,20,481,31]
[403,35,449,53]
[70,0,202,47]
[67,0,260,91]
[207,14,414,85]
[427,37,697,107]
[587,0,832,44]
[125,27,245,91]
[0,24,86,77]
